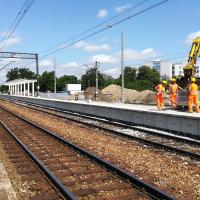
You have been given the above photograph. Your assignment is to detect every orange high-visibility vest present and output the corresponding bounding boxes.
[169,84,178,94]
[189,83,198,96]
[155,84,165,95]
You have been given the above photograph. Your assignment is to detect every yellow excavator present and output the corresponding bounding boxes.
[183,37,200,82]
[177,37,200,107]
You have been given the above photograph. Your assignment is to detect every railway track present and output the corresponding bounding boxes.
[0,124,64,200]
[0,105,174,200]
[4,98,200,161]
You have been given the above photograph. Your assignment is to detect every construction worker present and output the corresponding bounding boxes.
[155,80,167,111]
[188,77,199,113]
[169,78,183,109]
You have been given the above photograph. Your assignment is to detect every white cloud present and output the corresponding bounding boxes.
[97,9,108,18]
[73,41,110,52]
[0,31,15,37]
[115,4,132,13]
[4,37,21,48]
[0,32,8,37]
[58,62,83,77]
[122,48,158,61]
[39,59,54,67]
[0,37,21,49]
[65,62,79,67]
[0,58,18,65]
[37,60,82,77]
[36,47,159,78]
[89,48,158,65]
[0,31,21,49]
[185,30,200,44]
[103,68,120,78]
[90,54,118,64]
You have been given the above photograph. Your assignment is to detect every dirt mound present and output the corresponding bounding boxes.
[102,84,156,104]
[137,90,155,104]
[84,87,111,102]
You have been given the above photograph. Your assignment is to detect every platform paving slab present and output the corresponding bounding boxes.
[0,163,17,200]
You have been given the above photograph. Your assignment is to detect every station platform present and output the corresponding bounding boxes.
[0,163,17,200]
[1,94,200,139]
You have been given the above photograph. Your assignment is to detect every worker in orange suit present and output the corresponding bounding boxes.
[155,80,167,111]
[188,77,199,113]
[169,78,183,109]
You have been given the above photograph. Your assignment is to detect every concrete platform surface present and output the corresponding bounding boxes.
[0,163,17,200]
[8,95,200,118]
[1,94,200,139]
[68,100,200,118]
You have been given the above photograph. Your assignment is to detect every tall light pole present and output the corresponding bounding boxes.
[121,32,125,103]
[36,53,39,96]
[95,61,100,100]
[54,57,56,93]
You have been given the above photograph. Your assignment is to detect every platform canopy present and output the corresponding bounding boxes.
[3,78,37,86]
[3,78,37,96]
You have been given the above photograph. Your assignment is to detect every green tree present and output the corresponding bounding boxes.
[6,68,19,80]
[101,74,115,88]
[115,66,137,89]
[6,67,35,81]
[132,80,152,91]
[57,75,79,91]
[124,66,137,82]
[81,67,105,90]
[0,85,7,92]
[137,65,160,90]
[39,71,54,92]
[114,65,160,91]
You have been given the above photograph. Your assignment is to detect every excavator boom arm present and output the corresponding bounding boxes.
[185,37,200,76]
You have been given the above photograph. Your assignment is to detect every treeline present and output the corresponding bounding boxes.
[1,65,160,92]
[80,65,160,91]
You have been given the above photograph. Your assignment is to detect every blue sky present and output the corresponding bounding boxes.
[0,0,200,79]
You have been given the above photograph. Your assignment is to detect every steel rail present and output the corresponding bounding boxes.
[0,104,175,200]
[3,97,200,146]
[4,99,200,161]
[32,102,200,145]
[0,120,76,200]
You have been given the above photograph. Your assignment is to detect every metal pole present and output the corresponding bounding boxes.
[54,58,56,93]
[23,83,26,96]
[36,53,39,96]
[121,32,125,103]
[20,84,22,95]
[95,61,99,100]
[32,82,35,96]
[27,82,30,96]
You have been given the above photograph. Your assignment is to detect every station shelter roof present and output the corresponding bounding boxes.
[3,78,37,86]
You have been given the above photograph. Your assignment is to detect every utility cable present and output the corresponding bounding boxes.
[0,61,15,72]
[40,0,169,60]
[0,0,35,51]
[0,0,29,45]
[39,0,150,54]
[18,0,169,68]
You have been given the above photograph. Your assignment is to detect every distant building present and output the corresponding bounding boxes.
[66,84,82,94]
[144,60,172,79]
[172,61,200,77]
[172,62,185,77]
